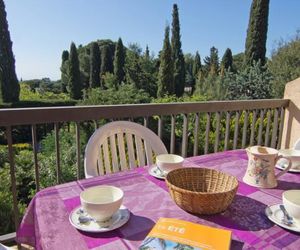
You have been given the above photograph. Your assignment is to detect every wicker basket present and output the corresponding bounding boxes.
[165,167,239,215]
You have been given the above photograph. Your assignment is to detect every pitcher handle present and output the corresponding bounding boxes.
[275,156,292,178]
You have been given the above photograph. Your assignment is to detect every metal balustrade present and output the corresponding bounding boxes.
[0,99,290,242]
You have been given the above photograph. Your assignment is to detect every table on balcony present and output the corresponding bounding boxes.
[16,149,300,250]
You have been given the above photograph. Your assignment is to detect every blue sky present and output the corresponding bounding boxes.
[4,0,300,80]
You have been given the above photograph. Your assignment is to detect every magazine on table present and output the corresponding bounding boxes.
[139,218,231,250]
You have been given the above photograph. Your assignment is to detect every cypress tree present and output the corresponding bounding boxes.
[0,0,19,103]
[145,45,150,60]
[192,51,201,77]
[171,4,185,97]
[60,50,69,92]
[157,26,174,97]
[89,42,101,88]
[100,45,111,87]
[244,0,270,66]
[68,42,83,99]
[113,38,125,84]
[221,48,233,75]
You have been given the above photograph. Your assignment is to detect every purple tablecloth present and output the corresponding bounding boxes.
[17,150,300,249]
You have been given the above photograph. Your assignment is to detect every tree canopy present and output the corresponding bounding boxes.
[171,4,185,97]
[113,38,126,85]
[0,0,19,103]
[244,0,270,66]
[89,42,101,88]
[68,42,83,99]
[157,26,174,97]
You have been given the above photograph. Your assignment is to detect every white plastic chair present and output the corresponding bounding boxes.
[0,243,11,250]
[84,121,168,178]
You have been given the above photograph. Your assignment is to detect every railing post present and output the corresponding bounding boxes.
[170,115,175,154]
[6,126,20,232]
[277,107,285,149]
[233,111,240,150]
[75,122,81,180]
[242,110,249,148]
[31,124,40,191]
[158,116,163,139]
[214,112,221,153]
[54,123,61,184]
[271,108,279,148]
[257,109,265,146]
[224,112,230,151]
[181,114,188,157]
[264,110,271,146]
[193,113,199,156]
[204,113,211,154]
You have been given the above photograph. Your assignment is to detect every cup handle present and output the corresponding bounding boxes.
[275,155,292,178]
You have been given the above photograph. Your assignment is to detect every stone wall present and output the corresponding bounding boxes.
[281,77,300,148]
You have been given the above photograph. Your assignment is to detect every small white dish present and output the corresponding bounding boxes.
[276,163,300,173]
[265,204,300,232]
[148,165,166,179]
[69,205,130,233]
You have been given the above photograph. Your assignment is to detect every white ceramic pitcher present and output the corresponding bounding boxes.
[243,146,292,188]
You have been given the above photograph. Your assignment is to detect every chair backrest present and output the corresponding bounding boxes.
[294,138,300,150]
[84,121,168,178]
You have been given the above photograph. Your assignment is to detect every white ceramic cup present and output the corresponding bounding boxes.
[80,185,124,221]
[156,154,184,174]
[282,190,300,220]
[279,149,300,169]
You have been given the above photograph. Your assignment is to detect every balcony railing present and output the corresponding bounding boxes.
[0,98,290,242]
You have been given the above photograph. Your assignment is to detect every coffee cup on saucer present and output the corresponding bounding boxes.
[80,185,123,222]
[156,154,184,174]
[279,149,300,169]
[282,190,300,221]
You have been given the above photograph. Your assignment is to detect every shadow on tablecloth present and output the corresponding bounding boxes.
[277,180,300,190]
[199,195,273,231]
[77,212,155,242]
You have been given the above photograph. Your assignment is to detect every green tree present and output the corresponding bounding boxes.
[157,26,174,97]
[68,42,83,99]
[113,38,125,85]
[124,44,157,97]
[192,51,201,77]
[269,32,300,98]
[89,42,101,88]
[225,60,272,100]
[140,47,158,97]
[244,0,270,66]
[60,50,69,92]
[184,54,194,93]
[171,4,185,97]
[232,52,244,72]
[100,45,113,87]
[195,74,228,101]
[78,45,90,89]
[125,44,143,87]
[145,45,150,59]
[81,84,150,105]
[204,47,219,76]
[0,0,19,103]
[221,48,233,75]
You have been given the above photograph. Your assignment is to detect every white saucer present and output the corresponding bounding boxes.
[275,163,300,173]
[265,204,300,232]
[148,165,166,179]
[69,205,130,233]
